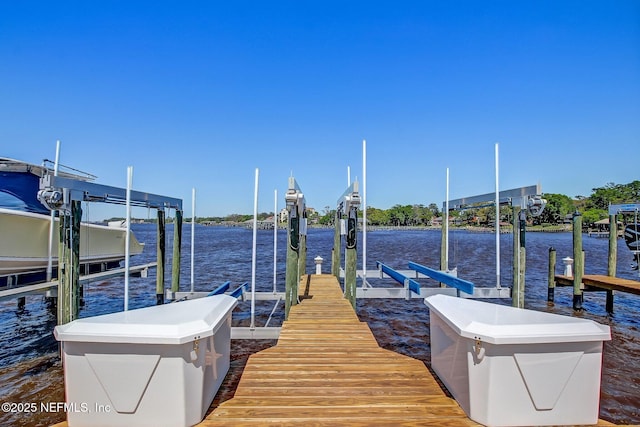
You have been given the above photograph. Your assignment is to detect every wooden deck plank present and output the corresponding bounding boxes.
[203,274,477,426]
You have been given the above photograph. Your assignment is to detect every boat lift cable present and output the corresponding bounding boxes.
[46,141,61,282]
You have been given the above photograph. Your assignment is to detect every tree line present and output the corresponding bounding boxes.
[127,180,639,228]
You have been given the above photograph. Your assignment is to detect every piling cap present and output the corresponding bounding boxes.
[314,255,323,264]
[562,257,574,264]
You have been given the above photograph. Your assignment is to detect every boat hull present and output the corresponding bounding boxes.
[0,208,144,276]
[624,223,640,252]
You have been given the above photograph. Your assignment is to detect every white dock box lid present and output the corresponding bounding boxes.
[54,295,237,345]
[425,294,611,345]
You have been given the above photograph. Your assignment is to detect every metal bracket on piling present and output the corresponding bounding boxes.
[337,181,360,309]
[284,177,305,320]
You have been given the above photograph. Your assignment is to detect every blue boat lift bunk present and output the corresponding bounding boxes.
[360,261,474,300]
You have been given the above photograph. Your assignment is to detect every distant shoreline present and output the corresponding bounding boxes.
[122,218,573,233]
[198,222,572,233]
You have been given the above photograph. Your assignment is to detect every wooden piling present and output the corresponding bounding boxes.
[439,219,447,287]
[57,201,81,325]
[285,207,300,319]
[57,211,67,324]
[298,212,307,277]
[332,211,341,279]
[548,247,556,302]
[71,202,81,320]
[572,212,584,310]
[171,210,182,293]
[156,209,166,305]
[608,214,617,277]
[511,206,526,308]
[344,207,357,309]
[606,214,617,312]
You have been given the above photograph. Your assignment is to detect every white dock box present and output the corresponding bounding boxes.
[425,294,611,427]
[54,295,237,427]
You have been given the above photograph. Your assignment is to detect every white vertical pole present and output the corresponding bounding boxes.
[190,188,195,292]
[445,167,450,271]
[347,166,351,187]
[250,168,259,329]
[273,189,278,293]
[46,140,61,282]
[124,166,133,311]
[362,139,367,286]
[495,143,501,289]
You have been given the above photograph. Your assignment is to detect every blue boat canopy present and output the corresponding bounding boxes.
[0,169,49,214]
[0,157,95,215]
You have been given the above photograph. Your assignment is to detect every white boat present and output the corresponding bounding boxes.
[0,207,144,275]
[0,157,144,278]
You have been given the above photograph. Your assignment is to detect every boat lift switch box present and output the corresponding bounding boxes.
[425,294,611,427]
[54,295,237,427]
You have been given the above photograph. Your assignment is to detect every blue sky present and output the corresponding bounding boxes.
[1,1,639,220]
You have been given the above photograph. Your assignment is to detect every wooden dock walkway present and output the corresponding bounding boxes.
[555,274,640,295]
[201,274,475,426]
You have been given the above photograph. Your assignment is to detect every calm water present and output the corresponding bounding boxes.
[1,224,639,425]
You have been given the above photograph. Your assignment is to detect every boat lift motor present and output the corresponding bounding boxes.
[527,195,547,217]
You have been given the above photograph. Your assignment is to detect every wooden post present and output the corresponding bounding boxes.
[608,214,617,276]
[156,209,166,304]
[57,211,68,324]
[439,218,447,287]
[572,212,583,310]
[332,210,341,279]
[606,214,617,312]
[345,206,358,309]
[548,247,556,302]
[171,210,182,293]
[57,201,81,325]
[510,206,527,308]
[285,206,300,319]
[518,210,526,307]
[71,201,81,319]
[298,211,307,277]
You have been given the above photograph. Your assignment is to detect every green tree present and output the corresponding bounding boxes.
[428,203,441,218]
[318,209,336,226]
[412,204,433,225]
[587,181,640,210]
[538,193,575,225]
[366,207,390,226]
[582,208,607,226]
[389,204,413,226]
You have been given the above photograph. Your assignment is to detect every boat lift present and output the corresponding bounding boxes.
[609,203,640,274]
[37,171,183,324]
[443,183,546,305]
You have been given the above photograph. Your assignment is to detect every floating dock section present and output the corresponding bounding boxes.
[202,274,474,426]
